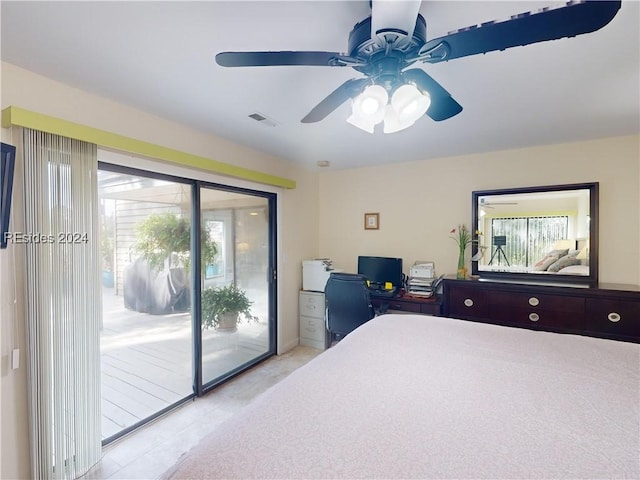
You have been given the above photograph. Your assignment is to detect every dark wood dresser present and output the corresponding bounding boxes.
[443,278,640,343]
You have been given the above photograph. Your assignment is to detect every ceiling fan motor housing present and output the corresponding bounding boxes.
[348,14,427,85]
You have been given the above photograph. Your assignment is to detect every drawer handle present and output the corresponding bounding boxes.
[608,312,621,323]
[529,313,540,322]
[463,298,474,307]
[528,297,540,307]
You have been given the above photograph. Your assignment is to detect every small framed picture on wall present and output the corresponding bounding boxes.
[364,213,379,230]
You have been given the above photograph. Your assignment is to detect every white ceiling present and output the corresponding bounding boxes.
[1,1,638,170]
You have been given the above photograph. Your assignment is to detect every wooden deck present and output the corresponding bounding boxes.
[101,288,269,440]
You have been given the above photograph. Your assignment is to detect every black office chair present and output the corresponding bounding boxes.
[324,272,375,347]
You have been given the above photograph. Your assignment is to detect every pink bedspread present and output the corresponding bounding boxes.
[165,314,640,479]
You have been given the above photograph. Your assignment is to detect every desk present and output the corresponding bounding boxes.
[371,292,442,316]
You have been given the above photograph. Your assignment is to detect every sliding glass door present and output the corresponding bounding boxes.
[98,160,277,441]
[199,186,275,388]
[98,168,194,442]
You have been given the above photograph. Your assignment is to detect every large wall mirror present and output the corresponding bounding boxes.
[471,182,598,285]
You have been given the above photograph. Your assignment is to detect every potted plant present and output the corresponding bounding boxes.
[201,283,258,332]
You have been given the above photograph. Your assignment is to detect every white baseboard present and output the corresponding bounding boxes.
[277,337,299,355]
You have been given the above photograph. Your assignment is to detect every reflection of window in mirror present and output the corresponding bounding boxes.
[472,183,598,285]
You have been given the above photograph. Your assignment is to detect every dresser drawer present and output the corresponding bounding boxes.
[299,291,325,319]
[490,291,584,312]
[489,304,584,330]
[371,296,442,316]
[300,315,325,342]
[420,302,442,316]
[386,300,422,313]
[489,291,585,330]
[448,286,489,319]
[585,299,640,339]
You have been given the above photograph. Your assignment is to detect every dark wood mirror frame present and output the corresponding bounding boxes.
[471,182,599,286]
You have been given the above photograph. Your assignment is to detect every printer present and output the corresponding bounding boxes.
[302,259,340,292]
[410,261,435,279]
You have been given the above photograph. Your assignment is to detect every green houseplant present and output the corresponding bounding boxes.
[201,283,257,332]
[133,213,218,271]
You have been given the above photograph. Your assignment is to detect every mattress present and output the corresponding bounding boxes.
[165,314,640,479]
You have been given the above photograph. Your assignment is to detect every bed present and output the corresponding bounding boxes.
[165,314,639,479]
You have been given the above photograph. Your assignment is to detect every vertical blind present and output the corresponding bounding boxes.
[21,128,102,479]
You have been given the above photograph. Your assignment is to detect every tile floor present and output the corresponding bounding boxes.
[82,345,322,480]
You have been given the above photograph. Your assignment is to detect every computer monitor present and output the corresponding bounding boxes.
[357,256,403,288]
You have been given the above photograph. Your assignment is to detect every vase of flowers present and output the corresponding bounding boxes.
[450,225,476,279]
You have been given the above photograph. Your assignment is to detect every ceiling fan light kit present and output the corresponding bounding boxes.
[390,84,431,122]
[348,83,432,134]
[347,84,388,133]
[215,1,621,134]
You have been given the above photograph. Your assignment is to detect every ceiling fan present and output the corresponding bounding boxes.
[480,198,519,209]
[215,0,621,133]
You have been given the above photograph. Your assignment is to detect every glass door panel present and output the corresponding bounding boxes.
[200,188,272,385]
[98,168,194,441]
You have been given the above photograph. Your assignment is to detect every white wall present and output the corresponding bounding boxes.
[318,135,640,285]
[0,62,319,479]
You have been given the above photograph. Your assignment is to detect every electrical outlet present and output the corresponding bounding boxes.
[11,348,19,370]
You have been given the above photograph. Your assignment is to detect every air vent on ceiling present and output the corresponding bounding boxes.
[248,112,278,127]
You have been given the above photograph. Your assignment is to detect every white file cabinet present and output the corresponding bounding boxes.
[299,290,326,350]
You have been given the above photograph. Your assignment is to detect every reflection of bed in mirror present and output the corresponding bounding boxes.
[472,183,597,285]
[479,238,590,276]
